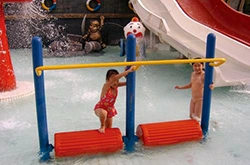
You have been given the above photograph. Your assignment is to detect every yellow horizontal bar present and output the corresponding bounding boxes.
[35,58,226,76]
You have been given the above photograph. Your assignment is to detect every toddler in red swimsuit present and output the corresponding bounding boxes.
[94,66,135,133]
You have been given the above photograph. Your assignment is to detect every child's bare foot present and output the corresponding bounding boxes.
[191,114,201,123]
[98,125,105,133]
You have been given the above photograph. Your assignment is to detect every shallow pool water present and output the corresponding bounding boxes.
[1,45,250,165]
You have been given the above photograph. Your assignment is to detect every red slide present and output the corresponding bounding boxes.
[176,0,250,47]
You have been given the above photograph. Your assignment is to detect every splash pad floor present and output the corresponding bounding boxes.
[0,81,34,101]
[0,46,250,165]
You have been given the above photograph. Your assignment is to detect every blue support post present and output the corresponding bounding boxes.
[32,36,53,161]
[123,34,138,152]
[201,33,216,137]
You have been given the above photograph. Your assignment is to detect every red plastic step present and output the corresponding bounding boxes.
[136,119,203,146]
[54,128,123,157]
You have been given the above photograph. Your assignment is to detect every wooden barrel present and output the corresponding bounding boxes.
[84,41,102,53]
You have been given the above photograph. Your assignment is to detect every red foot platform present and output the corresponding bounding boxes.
[136,119,202,146]
[54,128,123,157]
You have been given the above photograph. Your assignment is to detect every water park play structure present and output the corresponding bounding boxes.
[130,0,250,87]
[1,0,245,161]
[32,33,225,161]
[0,0,33,101]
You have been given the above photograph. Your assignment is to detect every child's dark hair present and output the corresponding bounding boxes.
[106,69,119,80]
[192,57,204,66]
[192,57,205,71]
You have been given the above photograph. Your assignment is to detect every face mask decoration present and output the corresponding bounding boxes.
[122,17,146,61]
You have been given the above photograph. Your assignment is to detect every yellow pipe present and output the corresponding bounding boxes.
[41,3,50,11]
[134,65,141,71]
[35,58,226,76]
[209,60,224,67]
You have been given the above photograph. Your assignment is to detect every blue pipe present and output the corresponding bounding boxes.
[32,36,53,161]
[201,33,216,136]
[123,34,138,152]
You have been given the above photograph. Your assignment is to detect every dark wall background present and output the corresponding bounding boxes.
[5,0,137,48]
[46,0,137,45]
[48,0,132,13]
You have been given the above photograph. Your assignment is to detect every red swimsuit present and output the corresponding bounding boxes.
[94,87,118,118]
